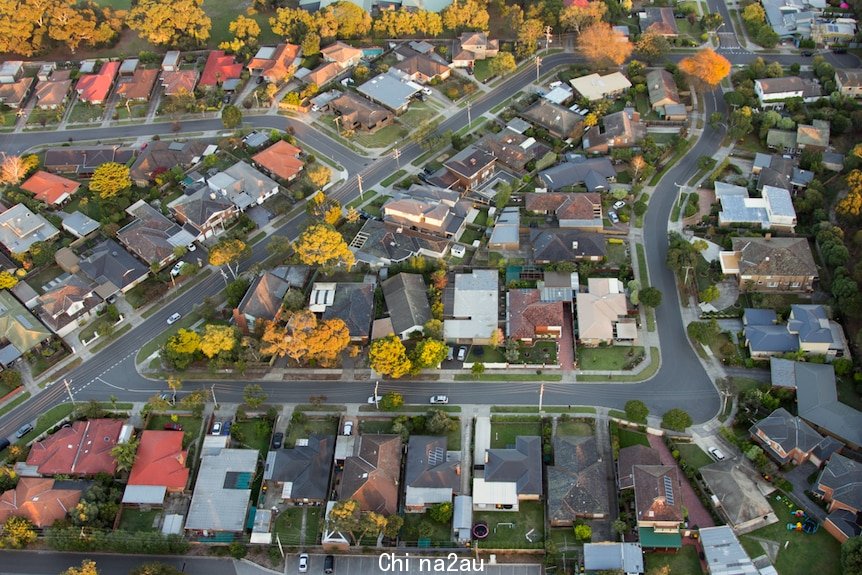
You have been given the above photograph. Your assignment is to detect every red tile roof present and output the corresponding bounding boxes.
[26,418,123,476]
[252,140,304,181]
[248,43,300,82]
[20,170,80,205]
[76,61,120,104]
[116,68,159,101]
[0,477,82,527]
[128,430,189,491]
[199,51,243,87]
[161,70,199,96]
[507,288,565,340]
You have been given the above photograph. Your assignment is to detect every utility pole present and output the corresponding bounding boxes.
[392,148,401,168]
[544,26,553,51]
[211,384,219,409]
[357,173,364,200]
[373,380,379,410]
[535,55,542,83]
[466,100,472,129]
[333,115,341,135]
[539,383,545,412]
[63,378,76,406]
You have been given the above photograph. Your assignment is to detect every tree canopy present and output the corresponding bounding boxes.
[369,335,412,378]
[294,223,355,269]
[89,162,131,199]
[679,48,731,89]
[128,0,211,47]
[579,22,633,68]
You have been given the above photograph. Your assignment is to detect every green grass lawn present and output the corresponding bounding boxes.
[352,123,406,149]
[135,310,201,364]
[466,345,506,364]
[644,545,704,575]
[739,496,842,575]
[67,101,105,124]
[26,107,63,126]
[517,341,557,365]
[146,414,203,449]
[490,421,542,448]
[674,442,713,470]
[285,416,339,448]
[472,59,493,82]
[458,227,484,245]
[380,170,406,187]
[274,507,321,546]
[401,511,452,547]
[116,103,149,120]
[454,373,563,381]
[605,242,629,267]
[360,419,394,434]
[474,500,544,549]
[398,102,437,130]
[231,419,273,455]
[613,423,650,448]
[203,1,280,47]
[556,420,593,436]
[95,0,132,7]
[118,508,160,532]
[0,110,18,127]
[578,346,645,370]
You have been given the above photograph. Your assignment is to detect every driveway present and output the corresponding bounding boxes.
[560,304,575,371]
[246,205,272,229]
[648,434,715,529]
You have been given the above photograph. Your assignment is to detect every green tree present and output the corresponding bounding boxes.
[429,502,453,523]
[243,384,267,409]
[639,287,662,308]
[89,162,131,199]
[130,564,184,575]
[729,106,754,141]
[624,400,649,423]
[488,52,517,76]
[384,515,404,538]
[700,284,720,303]
[688,319,721,346]
[301,32,321,55]
[661,408,693,432]
[225,278,251,308]
[471,362,485,378]
[635,29,671,63]
[574,523,592,541]
[110,437,140,472]
[221,104,243,129]
[842,536,862,575]
[369,335,412,378]
[379,391,404,411]
[426,409,458,433]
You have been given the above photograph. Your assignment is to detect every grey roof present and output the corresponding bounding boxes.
[185,448,258,532]
[791,168,814,186]
[122,484,167,505]
[489,207,520,248]
[530,229,606,262]
[822,152,844,169]
[357,70,421,111]
[539,157,615,191]
[506,118,532,134]
[750,407,826,462]
[443,269,499,342]
[350,219,450,266]
[646,69,680,107]
[584,543,644,573]
[77,239,149,295]
[743,308,778,326]
[323,283,375,339]
[404,435,460,490]
[764,185,796,218]
[0,204,61,253]
[243,131,270,148]
[61,211,100,238]
[700,460,775,528]
[452,494,473,539]
[263,434,334,500]
[699,526,759,575]
[826,508,862,539]
[548,436,609,522]
[237,271,291,322]
[757,155,794,190]
[731,237,817,278]
[787,304,833,344]
[744,324,798,354]
[445,146,496,180]
[817,454,862,510]
[618,445,661,490]
[271,265,310,288]
[382,273,431,336]
[169,186,235,229]
[787,361,862,447]
[484,436,542,496]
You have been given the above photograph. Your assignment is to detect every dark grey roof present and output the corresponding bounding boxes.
[351,220,450,265]
[382,273,431,336]
[750,407,826,462]
[744,325,798,354]
[271,265,310,288]
[237,271,291,321]
[817,453,862,510]
[263,434,334,500]
[484,436,542,496]
[732,237,817,278]
[826,508,862,539]
[539,157,615,191]
[530,229,606,262]
[323,283,375,339]
[743,308,778,326]
[548,436,609,522]
[617,444,661,490]
[787,305,832,344]
[405,435,461,490]
[77,239,148,294]
[444,146,495,180]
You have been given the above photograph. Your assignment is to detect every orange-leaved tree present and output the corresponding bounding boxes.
[579,22,633,68]
[678,48,731,89]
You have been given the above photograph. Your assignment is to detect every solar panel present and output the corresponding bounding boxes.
[663,475,675,505]
[428,446,445,466]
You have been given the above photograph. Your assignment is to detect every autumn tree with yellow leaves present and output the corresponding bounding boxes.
[89,162,131,200]
[219,15,260,54]
[678,48,731,89]
[0,154,39,186]
[294,224,355,269]
[0,516,37,549]
[260,312,349,367]
[128,0,211,48]
[579,22,633,68]
[369,335,412,378]
[409,338,448,372]
[62,560,100,575]
[47,2,121,54]
[163,328,201,370]
[199,324,237,358]
[209,239,248,279]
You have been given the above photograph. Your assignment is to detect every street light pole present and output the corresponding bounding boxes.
[374,380,379,410]
[392,148,401,168]
[535,56,542,83]
[357,174,364,200]
[539,383,545,412]
[211,384,219,409]
[467,100,472,129]
[63,378,76,406]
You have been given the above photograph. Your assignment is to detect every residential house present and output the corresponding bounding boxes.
[835,68,862,98]
[473,436,542,511]
[304,62,343,88]
[452,32,499,68]
[199,51,243,89]
[506,289,564,344]
[160,70,199,97]
[822,152,845,172]
[0,61,23,83]
[357,70,422,113]
[547,436,610,526]
[323,282,375,343]
[754,76,822,108]
[530,229,606,263]
[381,273,431,340]
[77,239,149,298]
[36,275,102,337]
[247,43,301,83]
[538,156,616,192]
[75,61,120,105]
[0,290,52,367]
[444,146,496,190]
[766,129,799,154]
[338,434,402,515]
[815,454,862,542]
[263,435,334,504]
[44,146,135,177]
[382,196,467,239]
[350,219,451,267]
[521,100,585,139]
[0,477,83,528]
[583,543,644,575]
[393,53,451,84]
[308,282,336,313]
[743,308,797,358]
[168,187,238,241]
[61,211,100,239]
[116,68,159,102]
[327,91,393,132]
[720,237,817,293]
[161,51,181,72]
[129,140,212,186]
[117,200,195,268]
[476,130,547,174]
[33,70,73,110]
[537,271,579,302]
[525,192,603,231]
[699,459,777,532]
[583,108,645,154]
[207,161,280,211]
[715,182,796,231]
[321,42,364,69]
[787,304,847,357]
[576,278,634,346]
[770,358,862,449]
[0,204,60,254]
[25,419,123,476]
[20,171,80,207]
[699,526,760,575]
[252,140,304,182]
[119,58,138,76]
[570,72,632,101]
[646,69,685,119]
[796,119,830,151]
[542,85,574,106]
[752,153,812,192]
[443,269,499,344]
[488,207,520,251]
[0,77,34,109]
[185,448,258,533]
[750,407,840,465]
[122,430,189,506]
[617,445,661,490]
[639,7,679,36]
[811,18,857,45]
[633,465,685,549]
[404,435,462,513]
[234,270,292,333]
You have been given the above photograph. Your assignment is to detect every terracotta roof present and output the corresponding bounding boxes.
[339,434,402,515]
[26,419,123,476]
[75,61,120,104]
[548,436,610,522]
[252,140,304,181]
[633,465,685,524]
[34,76,72,108]
[321,41,363,65]
[20,170,80,205]
[525,192,602,222]
[199,51,243,87]
[507,288,564,340]
[160,70,199,96]
[0,77,34,107]
[37,274,94,318]
[128,430,189,490]
[0,477,82,527]
[116,68,159,101]
[306,62,342,87]
[393,54,450,80]
[640,7,679,35]
[248,43,300,82]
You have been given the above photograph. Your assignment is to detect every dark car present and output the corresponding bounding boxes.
[257,76,265,84]
[801,50,813,56]
[324,555,335,574]
[0,438,10,451]
[272,432,284,449]
[164,423,183,431]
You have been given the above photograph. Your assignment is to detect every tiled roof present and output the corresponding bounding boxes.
[0,77,34,106]
[0,290,52,354]
[26,419,123,476]
[33,76,72,107]
[76,61,119,103]
[20,170,80,205]
[323,283,374,339]
[530,229,606,261]
[405,435,460,490]
[116,68,158,101]
[199,51,243,87]
[507,288,564,340]
[252,140,304,181]
[248,43,300,81]
[618,445,661,489]
[381,273,431,337]
[321,41,363,64]
[171,187,234,230]
[548,435,610,522]
[339,434,402,515]
[633,465,685,523]
[0,477,82,528]
[646,69,680,107]
[750,407,826,461]
[128,430,189,490]
[732,237,817,278]
[160,70,199,96]
[264,434,334,500]
[37,274,96,319]
[237,271,291,322]
[817,454,862,510]
[484,436,543,496]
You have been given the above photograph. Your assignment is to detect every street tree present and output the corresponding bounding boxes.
[661,408,692,432]
[471,362,485,378]
[369,335,412,378]
[580,22,633,68]
[560,1,607,33]
[624,400,649,423]
[128,0,211,47]
[489,52,517,77]
[111,436,139,472]
[380,391,404,411]
[0,516,37,549]
[294,223,354,268]
[62,560,100,575]
[426,409,458,433]
[243,384,267,409]
[0,271,18,290]
[221,104,243,129]
[410,338,448,371]
[638,287,662,308]
[89,162,131,199]
[199,324,237,358]
[635,29,671,63]
[679,48,731,89]
[209,239,248,279]
[307,164,331,188]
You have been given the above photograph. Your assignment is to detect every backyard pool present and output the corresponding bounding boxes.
[363,47,384,58]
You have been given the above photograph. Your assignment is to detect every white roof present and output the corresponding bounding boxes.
[309,282,337,312]
[472,477,518,507]
[357,70,422,111]
[473,416,491,466]
[700,526,759,575]
[570,72,632,101]
[161,514,184,535]
[443,269,499,341]
[0,203,61,253]
[543,85,573,105]
[122,485,167,505]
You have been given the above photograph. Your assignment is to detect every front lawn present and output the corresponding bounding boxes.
[231,418,273,455]
[274,507,321,546]
[614,424,650,448]
[578,346,645,370]
[67,101,105,124]
[474,500,544,549]
[674,442,713,470]
[489,420,542,448]
[285,415,339,448]
[401,511,453,547]
[472,59,494,83]
[466,345,506,364]
[118,508,160,532]
[517,341,557,365]
[146,414,203,449]
[556,420,593,436]
[644,545,704,575]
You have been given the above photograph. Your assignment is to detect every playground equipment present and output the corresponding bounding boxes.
[472,522,489,539]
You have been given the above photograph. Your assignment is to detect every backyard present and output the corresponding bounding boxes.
[474,500,544,550]
[118,508,160,532]
[400,511,452,547]
[146,414,203,449]
[643,545,703,575]
[489,419,542,448]
[578,346,645,370]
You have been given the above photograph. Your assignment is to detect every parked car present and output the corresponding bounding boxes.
[271,432,284,449]
[170,262,184,277]
[186,243,197,252]
[367,395,383,404]
[708,447,726,461]
[0,438,9,451]
[211,421,222,435]
[167,312,182,325]
[422,87,433,96]
[222,421,231,436]
[613,200,626,210]
[298,553,309,573]
[342,420,354,436]
[801,50,813,56]
[324,555,335,574]
[430,395,449,404]
[15,423,33,438]
[446,347,454,361]
[457,347,467,362]
[257,76,265,85]
[164,423,183,431]
[608,210,619,224]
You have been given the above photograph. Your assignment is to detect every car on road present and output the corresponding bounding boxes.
[167,312,182,325]
[342,420,353,436]
[422,87,433,96]
[298,553,309,573]
[367,395,383,404]
[430,395,449,404]
[324,555,335,574]
[708,447,726,461]
[164,423,183,431]
[801,50,813,56]
[170,262,185,277]
[613,200,626,210]
[15,423,33,438]
[457,347,467,362]
[210,421,222,435]
[271,432,284,449]
[608,210,619,224]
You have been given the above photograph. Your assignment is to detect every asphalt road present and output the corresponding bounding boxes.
[0,550,237,575]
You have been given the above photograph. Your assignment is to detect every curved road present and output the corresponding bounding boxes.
[1,45,849,437]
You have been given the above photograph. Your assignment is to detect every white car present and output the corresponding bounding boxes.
[367,395,383,404]
[708,447,726,461]
[430,395,449,404]
[457,347,467,362]
[170,261,184,277]
[186,243,197,252]
[422,87,433,96]
[613,200,626,210]
[167,312,182,325]
[298,553,309,573]
[311,105,320,112]
[342,421,354,436]
[446,347,454,361]
[608,210,619,224]
[211,421,222,435]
